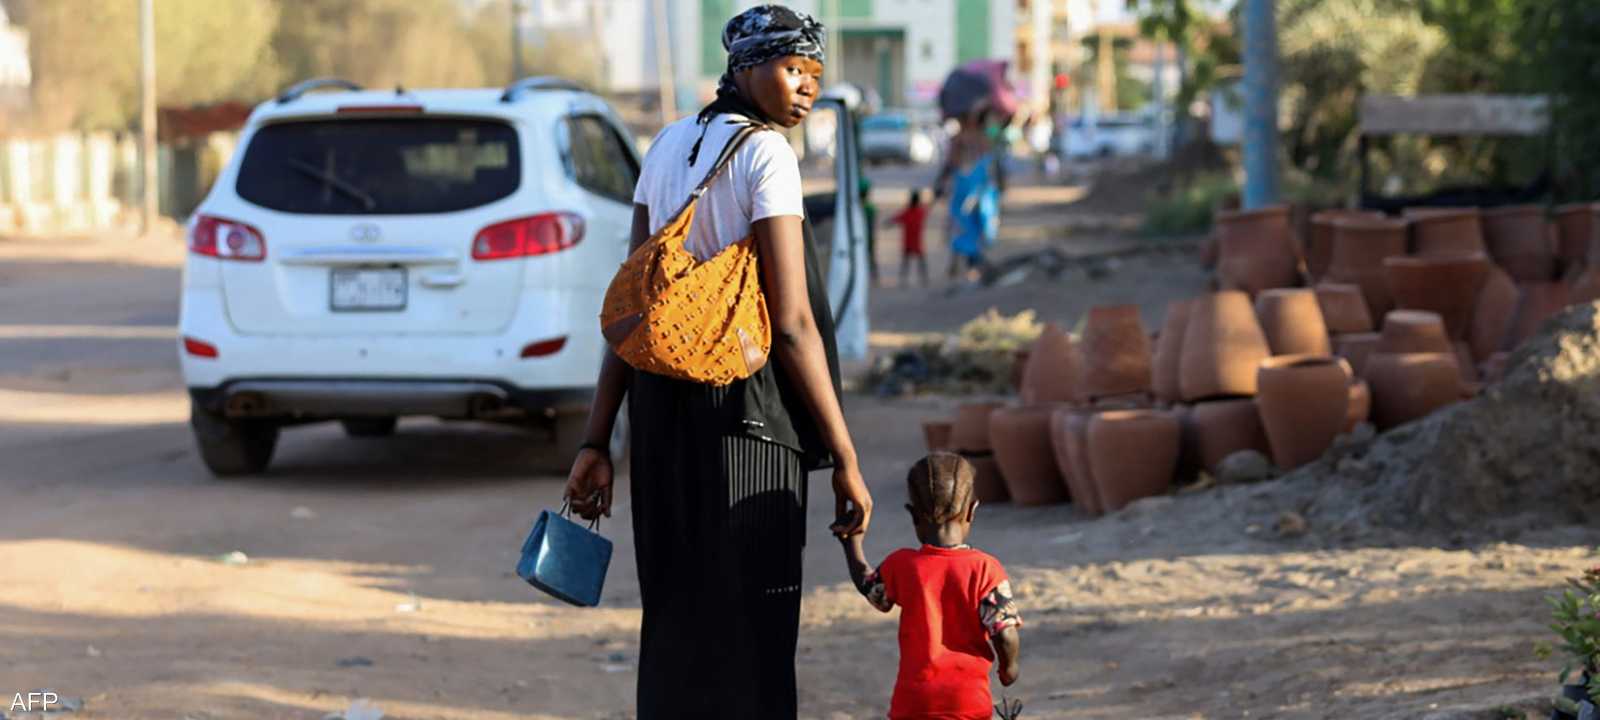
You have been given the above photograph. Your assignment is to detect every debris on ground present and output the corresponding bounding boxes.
[867,309,1040,396]
[393,593,421,613]
[323,699,383,720]
[213,551,249,566]
[291,506,317,520]
[335,656,373,668]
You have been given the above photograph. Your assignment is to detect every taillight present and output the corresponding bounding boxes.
[183,336,219,358]
[520,337,568,358]
[472,212,585,261]
[190,215,266,261]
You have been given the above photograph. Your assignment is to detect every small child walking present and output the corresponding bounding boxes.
[840,452,1022,719]
[885,188,931,287]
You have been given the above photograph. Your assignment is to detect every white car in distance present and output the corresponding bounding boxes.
[178,77,638,476]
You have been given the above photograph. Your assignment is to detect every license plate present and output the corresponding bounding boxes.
[330,267,407,311]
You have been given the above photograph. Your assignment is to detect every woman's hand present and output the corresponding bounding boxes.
[565,448,613,520]
[828,461,872,538]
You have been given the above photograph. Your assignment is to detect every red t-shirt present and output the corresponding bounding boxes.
[876,545,1009,720]
[889,205,929,256]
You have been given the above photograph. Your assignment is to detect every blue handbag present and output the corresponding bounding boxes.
[516,500,612,607]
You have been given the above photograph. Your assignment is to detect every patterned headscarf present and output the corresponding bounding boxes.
[688,4,826,164]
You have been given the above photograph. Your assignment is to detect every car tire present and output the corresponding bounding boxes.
[341,417,399,438]
[190,400,279,477]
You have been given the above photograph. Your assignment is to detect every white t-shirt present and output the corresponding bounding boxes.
[632,113,805,262]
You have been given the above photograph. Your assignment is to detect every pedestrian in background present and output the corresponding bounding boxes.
[885,188,930,287]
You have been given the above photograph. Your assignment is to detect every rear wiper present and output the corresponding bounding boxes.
[286,158,377,211]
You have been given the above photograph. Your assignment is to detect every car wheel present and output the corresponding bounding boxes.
[341,417,398,438]
[190,400,279,477]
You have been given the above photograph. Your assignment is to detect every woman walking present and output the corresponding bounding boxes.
[564,5,872,718]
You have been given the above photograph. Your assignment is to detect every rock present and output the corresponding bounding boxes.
[1275,511,1309,538]
[214,551,249,566]
[1216,450,1275,485]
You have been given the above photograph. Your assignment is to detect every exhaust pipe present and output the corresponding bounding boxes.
[225,392,267,416]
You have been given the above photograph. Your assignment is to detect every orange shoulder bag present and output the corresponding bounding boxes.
[599,123,772,386]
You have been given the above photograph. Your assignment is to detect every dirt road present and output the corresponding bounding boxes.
[2,195,1596,719]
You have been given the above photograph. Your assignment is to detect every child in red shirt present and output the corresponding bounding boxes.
[841,452,1022,719]
[885,188,931,287]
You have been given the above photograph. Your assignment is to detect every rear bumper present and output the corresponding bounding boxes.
[190,379,593,420]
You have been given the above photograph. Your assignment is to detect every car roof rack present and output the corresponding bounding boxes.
[277,78,364,105]
[501,76,585,103]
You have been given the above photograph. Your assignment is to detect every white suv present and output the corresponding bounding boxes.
[178,77,638,476]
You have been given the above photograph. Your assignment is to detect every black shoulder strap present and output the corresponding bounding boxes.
[690,122,765,200]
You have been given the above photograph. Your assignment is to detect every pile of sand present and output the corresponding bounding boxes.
[1278,301,1600,535]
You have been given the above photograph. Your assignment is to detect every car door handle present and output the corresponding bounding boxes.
[419,272,466,288]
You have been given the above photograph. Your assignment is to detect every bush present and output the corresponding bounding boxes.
[1141,171,1238,236]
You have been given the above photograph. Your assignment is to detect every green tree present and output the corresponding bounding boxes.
[271,0,489,91]
[18,0,280,131]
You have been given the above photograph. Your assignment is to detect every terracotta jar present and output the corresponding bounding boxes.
[1553,203,1598,274]
[1483,205,1557,282]
[1076,305,1152,402]
[1382,252,1491,340]
[1468,265,1519,362]
[1151,299,1193,404]
[1256,355,1352,469]
[1049,408,1104,516]
[1020,323,1078,405]
[1309,210,1384,282]
[1376,310,1452,355]
[1255,288,1332,356]
[1365,352,1461,429]
[1345,379,1371,433]
[961,453,1009,505]
[1170,403,1204,485]
[1009,350,1030,395]
[1326,216,1409,318]
[1188,397,1271,472]
[1087,409,1181,512]
[1403,207,1486,256]
[1510,281,1573,347]
[989,405,1070,506]
[1179,291,1272,401]
[1315,282,1374,334]
[952,402,1004,453]
[923,420,954,453]
[1334,332,1382,378]
[1215,204,1300,296]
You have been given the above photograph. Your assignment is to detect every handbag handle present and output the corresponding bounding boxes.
[690,122,765,200]
[557,496,603,532]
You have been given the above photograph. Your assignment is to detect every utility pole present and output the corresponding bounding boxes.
[511,0,525,82]
[650,0,677,125]
[138,0,157,238]
[1241,0,1281,208]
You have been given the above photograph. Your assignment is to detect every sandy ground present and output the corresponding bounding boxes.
[2,169,1597,720]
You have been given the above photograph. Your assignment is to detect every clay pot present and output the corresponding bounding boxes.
[1170,403,1204,485]
[960,453,1010,505]
[1256,355,1352,469]
[1049,408,1104,515]
[1076,305,1152,402]
[1087,409,1181,512]
[1571,266,1600,305]
[989,404,1070,506]
[1188,398,1270,472]
[1151,299,1193,404]
[1009,350,1030,395]
[1483,205,1557,282]
[952,402,1004,453]
[1365,352,1461,429]
[1376,310,1452,355]
[1215,204,1300,296]
[922,420,954,453]
[1334,332,1382,378]
[1382,252,1491,340]
[1403,207,1486,256]
[1179,291,1272,401]
[1344,379,1371,433]
[1326,216,1409,318]
[1020,323,1078,404]
[1308,210,1384,281]
[1553,203,1598,273]
[1509,281,1572,347]
[1468,265,1519,363]
[1315,283,1374,334]
[1255,288,1332,356]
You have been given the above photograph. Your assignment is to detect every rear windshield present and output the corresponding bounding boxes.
[236,118,520,214]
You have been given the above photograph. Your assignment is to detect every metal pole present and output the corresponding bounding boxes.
[139,0,157,237]
[1241,0,1281,208]
[511,0,525,82]
[650,0,677,125]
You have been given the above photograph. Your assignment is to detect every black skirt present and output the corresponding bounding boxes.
[628,372,808,719]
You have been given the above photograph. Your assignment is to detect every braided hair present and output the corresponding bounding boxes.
[906,451,977,525]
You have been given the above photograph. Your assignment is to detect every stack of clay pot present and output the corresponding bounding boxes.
[987,324,1078,506]
[947,401,1008,503]
[1168,291,1274,473]
[1363,309,1463,429]
[1325,215,1409,319]
[1214,205,1300,297]
[1555,203,1600,303]
[1307,209,1385,282]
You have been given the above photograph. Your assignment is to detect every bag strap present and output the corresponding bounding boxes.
[557,497,602,532]
[692,121,765,198]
